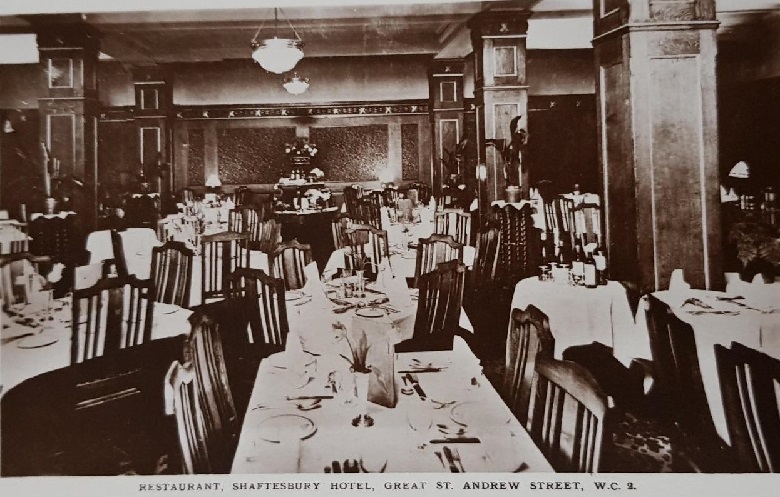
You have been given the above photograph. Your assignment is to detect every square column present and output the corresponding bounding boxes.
[429,59,466,197]
[593,0,722,292]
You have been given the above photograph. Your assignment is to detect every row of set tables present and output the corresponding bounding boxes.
[232,272,552,473]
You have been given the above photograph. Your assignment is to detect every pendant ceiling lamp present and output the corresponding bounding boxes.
[283,73,309,95]
[251,8,304,75]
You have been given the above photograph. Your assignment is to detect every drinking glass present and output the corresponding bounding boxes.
[406,407,432,449]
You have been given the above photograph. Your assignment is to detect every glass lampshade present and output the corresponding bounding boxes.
[251,37,304,74]
[283,74,309,95]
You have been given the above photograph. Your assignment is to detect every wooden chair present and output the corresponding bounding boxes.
[200,231,250,303]
[164,360,213,474]
[227,208,244,234]
[357,197,382,229]
[715,342,780,472]
[343,185,363,218]
[413,182,432,205]
[180,188,196,205]
[646,294,728,471]
[268,240,313,291]
[395,260,466,353]
[71,276,155,364]
[331,213,352,251]
[0,252,51,305]
[383,187,400,207]
[503,306,555,427]
[0,220,29,253]
[470,226,500,292]
[572,204,602,246]
[343,223,390,271]
[529,357,609,473]
[226,267,289,348]
[434,209,472,246]
[182,312,237,471]
[233,186,250,207]
[150,241,194,308]
[412,234,463,288]
[248,218,282,253]
[109,229,129,278]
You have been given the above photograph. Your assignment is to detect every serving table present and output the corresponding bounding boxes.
[510,277,650,367]
[650,286,780,445]
[1,298,192,396]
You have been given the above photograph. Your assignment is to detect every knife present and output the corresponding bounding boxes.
[405,373,426,400]
[430,437,481,444]
[451,447,466,473]
[397,367,444,374]
[286,395,334,400]
[442,446,460,473]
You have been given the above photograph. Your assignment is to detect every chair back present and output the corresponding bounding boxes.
[200,231,250,303]
[530,357,609,472]
[344,223,390,271]
[434,209,471,246]
[413,234,463,288]
[0,252,51,305]
[471,227,500,291]
[268,240,313,291]
[343,185,363,218]
[227,267,289,347]
[331,214,352,250]
[249,218,282,253]
[150,241,194,308]
[182,312,237,470]
[164,360,212,474]
[71,276,155,364]
[504,306,555,427]
[399,260,465,352]
[413,182,432,205]
[715,342,780,472]
[181,189,196,205]
[357,197,382,229]
[0,220,29,254]
[383,187,400,207]
[645,295,720,450]
[233,186,250,206]
[227,208,243,234]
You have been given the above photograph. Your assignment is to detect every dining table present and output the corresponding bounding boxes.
[0,297,193,397]
[510,277,650,367]
[231,327,553,474]
[649,283,780,445]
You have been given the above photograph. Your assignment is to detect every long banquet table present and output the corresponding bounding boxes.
[0,297,193,396]
[650,287,780,445]
[231,336,553,473]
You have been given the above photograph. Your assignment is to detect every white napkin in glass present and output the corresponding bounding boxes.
[301,262,328,305]
[668,269,690,294]
[384,272,412,308]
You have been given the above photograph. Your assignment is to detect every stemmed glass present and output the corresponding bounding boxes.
[406,407,432,449]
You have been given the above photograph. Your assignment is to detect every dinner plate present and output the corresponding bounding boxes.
[401,252,416,259]
[451,401,511,427]
[256,414,317,443]
[285,290,305,301]
[355,307,384,318]
[16,333,58,349]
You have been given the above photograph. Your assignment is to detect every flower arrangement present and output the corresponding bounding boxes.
[309,167,325,179]
[285,139,318,157]
[340,329,372,373]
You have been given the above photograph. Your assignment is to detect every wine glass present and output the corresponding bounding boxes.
[406,407,432,449]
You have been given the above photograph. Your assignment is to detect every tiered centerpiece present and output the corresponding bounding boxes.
[284,139,318,181]
[276,140,331,210]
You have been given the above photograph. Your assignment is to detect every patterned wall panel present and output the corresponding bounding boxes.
[217,127,296,184]
[187,128,205,186]
[401,123,420,180]
[310,125,388,182]
[98,120,137,189]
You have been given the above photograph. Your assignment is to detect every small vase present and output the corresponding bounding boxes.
[351,370,374,427]
[505,186,521,204]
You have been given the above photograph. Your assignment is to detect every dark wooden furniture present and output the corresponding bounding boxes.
[200,231,250,303]
[248,218,282,253]
[150,241,194,308]
[331,213,352,251]
[434,209,472,246]
[71,276,155,364]
[493,203,539,287]
[268,240,313,291]
[125,194,161,230]
[274,209,337,272]
[343,185,363,218]
[470,226,500,293]
[530,357,609,473]
[164,360,213,474]
[343,223,390,271]
[503,306,555,427]
[412,233,463,288]
[109,229,129,278]
[226,267,289,349]
[715,342,780,472]
[395,260,466,353]
[646,294,729,471]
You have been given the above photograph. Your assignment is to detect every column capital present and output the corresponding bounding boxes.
[467,10,530,40]
[593,0,717,40]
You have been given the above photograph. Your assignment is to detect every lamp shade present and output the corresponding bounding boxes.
[205,174,222,188]
[729,161,750,179]
[283,73,309,95]
[251,37,304,74]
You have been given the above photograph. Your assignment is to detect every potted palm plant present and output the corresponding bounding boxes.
[729,221,780,283]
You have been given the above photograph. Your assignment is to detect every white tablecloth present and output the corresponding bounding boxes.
[231,335,553,473]
[86,228,162,276]
[650,288,780,444]
[0,298,193,397]
[511,277,649,367]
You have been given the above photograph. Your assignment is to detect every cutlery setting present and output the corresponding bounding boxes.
[323,458,387,473]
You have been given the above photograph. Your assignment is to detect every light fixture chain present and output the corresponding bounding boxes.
[277,7,303,42]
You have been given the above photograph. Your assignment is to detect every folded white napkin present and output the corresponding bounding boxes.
[384,272,412,308]
[668,269,690,294]
[301,262,328,304]
[380,207,391,228]
[429,197,436,211]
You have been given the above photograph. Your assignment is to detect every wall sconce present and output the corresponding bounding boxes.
[2,118,14,134]
[477,163,488,181]
[205,174,222,188]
